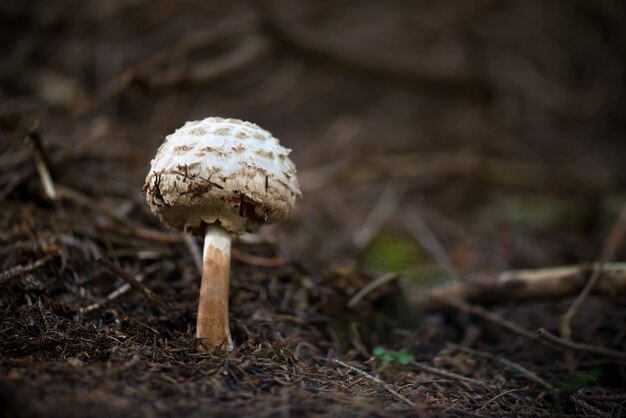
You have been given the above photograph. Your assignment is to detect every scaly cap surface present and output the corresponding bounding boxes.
[144,117,301,235]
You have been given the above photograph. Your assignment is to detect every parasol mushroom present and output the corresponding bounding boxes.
[143,117,301,351]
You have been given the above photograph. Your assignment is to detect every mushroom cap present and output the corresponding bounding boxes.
[144,117,301,235]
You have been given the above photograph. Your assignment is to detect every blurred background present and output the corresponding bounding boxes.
[1,0,625,416]
[2,0,625,263]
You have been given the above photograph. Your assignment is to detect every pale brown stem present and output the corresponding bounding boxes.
[196,224,233,351]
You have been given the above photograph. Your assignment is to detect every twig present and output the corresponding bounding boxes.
[476,389,518,412]
[231,248,285,267]
[57,185,182,243]
[348,273,398,308]
[81,261,170,314]
[60,186,285,268]
[437,297,626,360]
[0,255,54,284]
[61,186,285,268]
[405,211,458,280]
[353,182,406,249]
[536,328,626,360]
[332,359,386,385]
[238,232,277,245]
[561,202,626,339]
[183,233,203,274]
[411,361,489,389]
[332,359,415,406]
[80,274,146,314]
[446,343,555,390]
[96,257,172,315]
[24,122,56,200]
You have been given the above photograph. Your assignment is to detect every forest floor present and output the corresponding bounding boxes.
[1,1,626,417]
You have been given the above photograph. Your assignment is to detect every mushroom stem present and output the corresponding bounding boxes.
[196,224,233,351]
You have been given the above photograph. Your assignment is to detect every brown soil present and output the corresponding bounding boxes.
[1,1,625,416]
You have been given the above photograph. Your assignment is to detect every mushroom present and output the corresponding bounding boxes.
[143,117,301,351]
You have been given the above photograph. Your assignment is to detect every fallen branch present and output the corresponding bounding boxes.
[403,263,626,312]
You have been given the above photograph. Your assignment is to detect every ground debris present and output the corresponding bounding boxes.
[1,0,625,417]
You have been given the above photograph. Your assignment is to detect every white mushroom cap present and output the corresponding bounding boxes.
[144,117,301,235]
